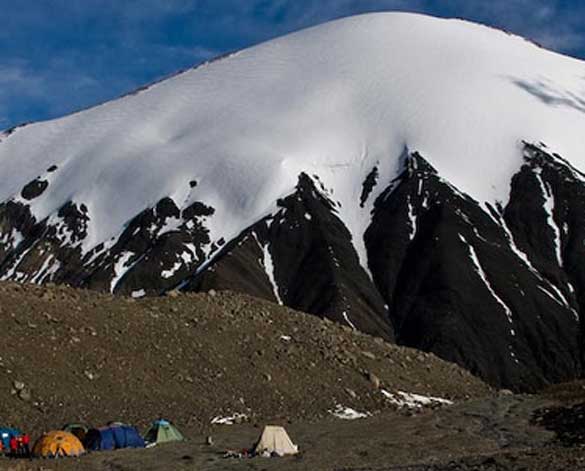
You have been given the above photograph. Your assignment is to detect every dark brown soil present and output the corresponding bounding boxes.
[0,282,489,436]
[1,282,583,470]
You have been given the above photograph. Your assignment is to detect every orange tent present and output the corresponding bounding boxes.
[33,431,85,458]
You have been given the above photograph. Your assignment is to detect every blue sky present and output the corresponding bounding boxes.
[2,0,585,129]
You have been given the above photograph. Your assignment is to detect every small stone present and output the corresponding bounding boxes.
[362,351,376,360]
[367,371,381,389]
[13,380,25,391]
[208,289,217,297]
[18,388,32,402]
[206,436,214,446]
[166,290,180,298]
[84,370,95,381]
[264,373,272,382]
[345,388,357,399]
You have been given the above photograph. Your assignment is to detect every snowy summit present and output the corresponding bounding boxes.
[1,12,584,254]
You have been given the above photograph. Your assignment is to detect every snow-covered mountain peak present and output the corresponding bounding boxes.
[2,12,585,255]
[2,13,585,391]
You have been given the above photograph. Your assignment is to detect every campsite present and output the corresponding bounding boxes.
[2,395,585,470]
[1,283,585,469]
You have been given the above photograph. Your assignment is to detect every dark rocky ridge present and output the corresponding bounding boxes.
[365,151,581,391]
[186,173,393,341]
[20,178,48,200]
[0,143,583,392]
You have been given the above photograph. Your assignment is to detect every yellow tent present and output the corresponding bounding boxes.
[33,431,85,458]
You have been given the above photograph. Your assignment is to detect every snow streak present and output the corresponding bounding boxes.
[342,311,357,330]
[459,235,514,327]
[253,232,283,305]
[534,169,562,267]
[497,214,576,318]
[110,252,137,293]
[406,196,417,241]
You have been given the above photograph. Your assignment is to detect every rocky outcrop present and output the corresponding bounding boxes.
[365,150,581,391]
[185,173,393,341]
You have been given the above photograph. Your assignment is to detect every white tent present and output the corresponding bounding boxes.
[253,426,299,457]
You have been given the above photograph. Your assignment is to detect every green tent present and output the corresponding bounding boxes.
[144,420,184,445]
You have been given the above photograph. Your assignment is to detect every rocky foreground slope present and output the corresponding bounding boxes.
[3,284,585,470]
[2,13,585,391]
[0,282,489,436]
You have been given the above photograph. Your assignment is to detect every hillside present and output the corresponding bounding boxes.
[0,282,489,436]
[1,13,585,390]
[4,283,585,471]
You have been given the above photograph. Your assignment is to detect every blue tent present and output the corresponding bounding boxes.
[84,427,115,451]
[84,426,144,451]
[0,428,22,450]
[111,425,144,448]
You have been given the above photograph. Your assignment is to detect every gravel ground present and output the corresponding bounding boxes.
[1,393,584,470]
[3,282,583,470]
[0,282,489,436]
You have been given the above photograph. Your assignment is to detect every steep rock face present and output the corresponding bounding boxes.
[0,143,582,391]
[0,192,216,296]
[185,173,393,341]
[505,144,585,315]
[95,197,215,295]
[365,150,581,390]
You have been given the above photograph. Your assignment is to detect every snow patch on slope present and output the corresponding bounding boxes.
[329,405,370,420]
[381,390,453,408]
[110,252,136,293]
[210,413,248,425]
[406,196,417,240]
[253,231,283,305]
[161,261,182,279]
[533,168,563,266]
[262,244,282,305]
